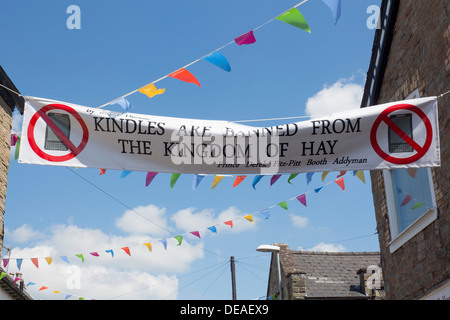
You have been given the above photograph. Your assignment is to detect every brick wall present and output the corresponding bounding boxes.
[371,0,449,299]
[0,97,12,257]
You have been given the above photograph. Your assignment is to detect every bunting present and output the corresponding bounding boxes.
[276,8,311,33]
[138,83,165,98]
[168,68,201,87]
[95,0,317,110]
[2,171,385,274]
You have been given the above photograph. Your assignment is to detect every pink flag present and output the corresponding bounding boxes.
[191,231,201,239]
[90,252,100,257]
[270,174,282,186]
[400,194,412,206]
[145,172,158,187]
[235,30,256,45]
[296,194,307,207]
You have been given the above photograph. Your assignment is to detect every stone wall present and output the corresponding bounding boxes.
[0,96,12,258]
[370,0,449,299]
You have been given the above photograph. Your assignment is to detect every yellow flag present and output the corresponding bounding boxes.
[244,215,254,223]
[45,257,52,265]
[321,171,329,181]
[138,83,165,98]
[211,175,225,190]
[143,242,152,252]
[355,170,366,183]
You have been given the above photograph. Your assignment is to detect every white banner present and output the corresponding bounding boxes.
[19,96,440,175]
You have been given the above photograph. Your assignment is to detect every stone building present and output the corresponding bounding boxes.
[0,66,24,258]
[361,0,449,299]
[266,244,384,300]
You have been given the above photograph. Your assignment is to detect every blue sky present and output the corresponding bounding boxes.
[2,0,381,300]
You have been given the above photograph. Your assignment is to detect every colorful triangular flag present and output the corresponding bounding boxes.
[224,220,233,228]
[168,68,201,87]
[252,175,264,189]
[75,254,84,263]
[260,209,270,220]
[160,239,168,250]
[174,235,183,246]
[212,175,225,190]
[270,174,282,186]
[244,214,254,223]
[138,83,166,98]
[143,242,152,252]
[411,202,424,210]
[296,194,307,207]
[233,175,246,187]
[276,8,311,33]
[112,97,133,110]
[400,194,412,207]
[287,173,299,184]
[190,231,201,239]
[170,173,181,188]
[208,226,217,234]
[321,0,342,24]
[235,30,256,45]
[277,201,288,210]
[334,177,345,191]
[204,51,231,72]
[121,247,131,256]
[193,174,205,190]
[145,172,158,187]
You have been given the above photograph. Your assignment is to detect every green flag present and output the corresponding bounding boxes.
[277,201,288,210]
[411,202,424,210]
[170,173,181,188]
[276,8,311,33]
[174,235,183,246]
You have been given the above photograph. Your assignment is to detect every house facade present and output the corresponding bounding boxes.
[266,244,384,300]
[361,0,449,299]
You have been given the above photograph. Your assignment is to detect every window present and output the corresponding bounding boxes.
[383,90,437,252]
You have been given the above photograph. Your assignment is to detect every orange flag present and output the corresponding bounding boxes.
[31,258,39,269]
[233,176,246,187]
[168,68,201,87]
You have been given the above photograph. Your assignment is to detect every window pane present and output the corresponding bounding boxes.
[391,168,434,233]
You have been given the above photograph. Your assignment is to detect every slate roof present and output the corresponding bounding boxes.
[291,251,381,299]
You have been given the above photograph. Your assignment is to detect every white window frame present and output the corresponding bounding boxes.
[382,89,438,252]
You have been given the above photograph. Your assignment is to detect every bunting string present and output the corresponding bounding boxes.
[96,0,315,109]
[2,170,374,271]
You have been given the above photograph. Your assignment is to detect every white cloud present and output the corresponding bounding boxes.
[115,204,172,237]
[4,203,256,300]
[299,242,346,252]
[6,224,44,243]
[305,77,364,117]
[289,214,309,229]
[5,220,203,300]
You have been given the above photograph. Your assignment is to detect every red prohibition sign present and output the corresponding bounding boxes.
[370,103,432,164]
[27,104,89,162]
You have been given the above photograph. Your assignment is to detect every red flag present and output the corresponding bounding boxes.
[168,68,201,87]
[121,247,131,256]
[31,258,39,269]
[224,221,233,228]
[334,177,345,191]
